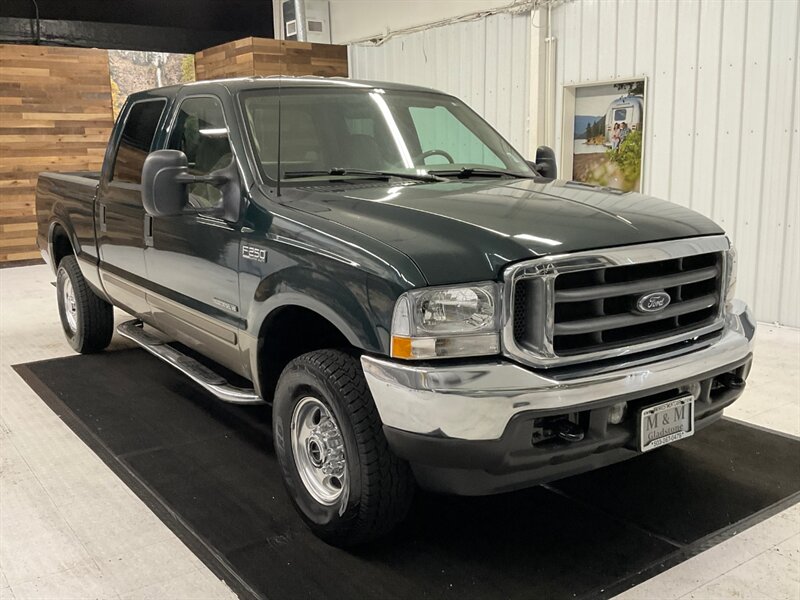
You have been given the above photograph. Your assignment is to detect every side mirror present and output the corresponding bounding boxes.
[530,145,558,179]
[142,150,243,222]
[142,150,190,217]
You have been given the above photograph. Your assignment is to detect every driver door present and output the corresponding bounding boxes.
[143,94,244,372]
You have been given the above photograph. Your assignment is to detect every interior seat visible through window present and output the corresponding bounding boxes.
[168,96,232,209]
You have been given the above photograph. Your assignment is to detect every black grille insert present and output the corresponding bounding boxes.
[513,251,724,357]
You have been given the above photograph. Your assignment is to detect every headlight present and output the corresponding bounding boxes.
[390,283,501,359]
[725,242,737,310]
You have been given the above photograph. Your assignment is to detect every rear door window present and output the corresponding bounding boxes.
[112,99,166,184]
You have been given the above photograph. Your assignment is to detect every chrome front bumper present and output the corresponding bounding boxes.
[361,300,756,441]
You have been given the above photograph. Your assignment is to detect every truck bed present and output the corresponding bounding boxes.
[35,171,102,267]
[40,170,101,184]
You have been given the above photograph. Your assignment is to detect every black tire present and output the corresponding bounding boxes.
[56,255,114,354]
[273,349,414,547]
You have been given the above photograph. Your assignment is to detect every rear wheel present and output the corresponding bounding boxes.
[56,255,114,353]
[273,349,414,547]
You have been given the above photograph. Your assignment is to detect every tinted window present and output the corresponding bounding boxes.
[112,100,166,184]
[614,108,627,121]
[168,97,232,208]
[242,88,530,182]
[409,105,504,167]
[242,95,325,175]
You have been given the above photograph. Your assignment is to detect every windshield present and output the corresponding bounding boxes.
[240,87,533,181]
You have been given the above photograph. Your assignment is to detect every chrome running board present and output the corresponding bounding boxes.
[117,320,263,405]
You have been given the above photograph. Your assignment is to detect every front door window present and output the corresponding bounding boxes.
[168,97,232,209]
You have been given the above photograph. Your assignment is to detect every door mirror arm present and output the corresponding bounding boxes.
[174,172,228,186]
[211,159,243,224]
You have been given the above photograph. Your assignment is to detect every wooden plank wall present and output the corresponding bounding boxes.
[0,44,114,264]
[195,37,348,80]
[0,38,345,265]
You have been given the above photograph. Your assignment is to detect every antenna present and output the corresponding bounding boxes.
[276,45,283,197]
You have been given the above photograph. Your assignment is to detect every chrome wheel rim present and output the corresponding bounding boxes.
[290,396,348,505]
[62,277,78,332]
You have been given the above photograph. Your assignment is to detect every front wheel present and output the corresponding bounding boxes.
[273,349,414,547]
[56,255,114,353]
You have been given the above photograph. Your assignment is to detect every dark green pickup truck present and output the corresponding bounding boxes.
[36,77,755,546]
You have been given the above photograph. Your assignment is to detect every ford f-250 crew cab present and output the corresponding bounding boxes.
[36,77,755,546]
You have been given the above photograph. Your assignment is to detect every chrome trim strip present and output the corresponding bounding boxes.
[103,272,146,299]
[502,235,731,369]
[362,299,754,441]
[102,271,239,344]
[117,320,263,405]
[148,294,237,345]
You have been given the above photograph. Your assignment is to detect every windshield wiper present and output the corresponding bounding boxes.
[429,167,535,180]
[284,168,446,183]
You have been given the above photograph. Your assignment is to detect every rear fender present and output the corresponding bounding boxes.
[47,217,81,266]
[47,216,108,300]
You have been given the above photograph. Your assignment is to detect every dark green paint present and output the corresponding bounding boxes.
[37,78,727,372]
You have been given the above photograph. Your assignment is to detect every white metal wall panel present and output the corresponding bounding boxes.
[551,0,799,327]
[347,0,798,326]
[348,11,532,155]
[757,0,799,326]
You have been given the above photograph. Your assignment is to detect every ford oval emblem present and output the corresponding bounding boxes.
[636,291,671,313]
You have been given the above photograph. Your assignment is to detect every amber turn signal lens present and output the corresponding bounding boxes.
[391,336,412,359]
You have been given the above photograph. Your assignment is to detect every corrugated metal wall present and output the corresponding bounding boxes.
[554,0,799,327]
[348,0,799,327]
[348,11,532,155]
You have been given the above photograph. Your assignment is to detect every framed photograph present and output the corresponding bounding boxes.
[561,78,646,192]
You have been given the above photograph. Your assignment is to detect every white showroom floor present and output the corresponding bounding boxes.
[1,264,799,600]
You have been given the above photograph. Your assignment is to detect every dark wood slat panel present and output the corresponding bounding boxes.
[0,43,115,264]
[195,37,348,81]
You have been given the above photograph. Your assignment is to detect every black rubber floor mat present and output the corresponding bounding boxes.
[14,349,800,600]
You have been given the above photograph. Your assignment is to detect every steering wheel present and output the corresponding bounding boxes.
[415,149,455,164]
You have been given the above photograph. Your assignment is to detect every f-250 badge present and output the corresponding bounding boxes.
[242,244,267,262]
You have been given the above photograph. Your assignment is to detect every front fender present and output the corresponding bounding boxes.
[237,200,427,395]
[245,265,382,350]
[240,265,406,398]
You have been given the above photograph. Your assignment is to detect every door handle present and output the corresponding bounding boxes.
[99,203,107,233]
[144,214,153,247]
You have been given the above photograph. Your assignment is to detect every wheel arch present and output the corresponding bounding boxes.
[244,262,396,400]
[48,220,77,270]
[252,300,362,402]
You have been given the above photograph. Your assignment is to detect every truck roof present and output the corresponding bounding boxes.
[127,76,444,103]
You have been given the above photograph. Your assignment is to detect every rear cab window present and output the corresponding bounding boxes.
[111,99,167,184]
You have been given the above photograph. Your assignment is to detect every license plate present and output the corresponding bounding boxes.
[639,394,695,452]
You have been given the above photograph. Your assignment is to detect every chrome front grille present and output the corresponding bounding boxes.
[503,236,730,369]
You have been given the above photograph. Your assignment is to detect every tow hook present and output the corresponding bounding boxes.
[718,373,746,390]
[554,420,585,442]
[532,417,585,445]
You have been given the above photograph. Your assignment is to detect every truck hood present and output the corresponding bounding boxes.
[287,178,724,285]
